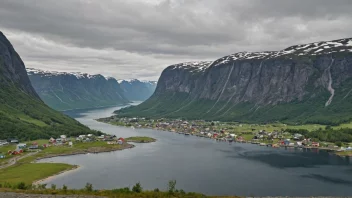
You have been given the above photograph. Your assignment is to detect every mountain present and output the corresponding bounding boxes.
[27,69,130,111]
[117,37,352,125]
[0,31,100,140]
[118,79,157,101]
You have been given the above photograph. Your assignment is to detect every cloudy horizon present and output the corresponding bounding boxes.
[1,0,352,80]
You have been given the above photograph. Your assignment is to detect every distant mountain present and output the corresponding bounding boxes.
[118,79,157,101]
[117,37,352,125]
[27,69,130,111]
[0,31,99,140]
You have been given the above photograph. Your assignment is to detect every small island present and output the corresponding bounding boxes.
[125,136,156,143]
[335,150,352,157]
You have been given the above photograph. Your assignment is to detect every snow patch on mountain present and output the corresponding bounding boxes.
[210,38,352,67]
[117,79,156,85]
[170,61,213,72]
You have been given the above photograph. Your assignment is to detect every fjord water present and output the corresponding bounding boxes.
[38,104,352,196]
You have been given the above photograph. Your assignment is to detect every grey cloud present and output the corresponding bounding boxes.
[0,0,352,80]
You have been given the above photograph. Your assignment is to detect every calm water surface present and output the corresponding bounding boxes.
[38,104,352,196]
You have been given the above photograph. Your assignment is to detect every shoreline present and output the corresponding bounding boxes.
[31,143,136,185]
[102,122,351,157]
[59,103,130,112]
[32,165,80,185]
[35,143,135,161]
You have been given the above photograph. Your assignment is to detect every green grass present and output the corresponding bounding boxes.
[0,163,74,185]
[22,141,127,162]
[0,84,102,141]
[0,188,212,198]
[335,150,352,156]
[25,139,50,146]
[125,136,156,142]
[0,144,16,165]
[17,115,48,127]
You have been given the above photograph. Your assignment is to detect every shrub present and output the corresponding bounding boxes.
[17,182,26,190]
[153,188,160,192]
[39,183,47,190]
[336,141,343,147]
[179,189,186,195]
[51,184,56,190]
[111,187,131,193]
[85,183,93,192]
[3,182,12,188]
[132,182,143,193]
[62,184,68,192]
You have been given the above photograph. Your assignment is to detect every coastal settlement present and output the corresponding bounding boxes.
[98,117,352,156]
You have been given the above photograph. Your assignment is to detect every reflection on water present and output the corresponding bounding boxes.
[37,105,352,196]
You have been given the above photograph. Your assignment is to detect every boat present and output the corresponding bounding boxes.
[185,133,190,136]
[259,143,266,146]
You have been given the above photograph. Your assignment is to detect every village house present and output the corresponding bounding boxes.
[311,142,320,147]
[9,139,19,144]
[0,140,8,146]
[17,143,27,150]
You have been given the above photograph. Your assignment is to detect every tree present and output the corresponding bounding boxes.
[132,182,143,193]
[167,180,177,195]
[62,184,68,192]
[85,183,93,192]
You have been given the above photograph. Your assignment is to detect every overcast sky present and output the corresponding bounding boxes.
[1,0,352,80]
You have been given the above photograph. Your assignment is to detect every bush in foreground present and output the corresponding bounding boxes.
[0,180,209,198]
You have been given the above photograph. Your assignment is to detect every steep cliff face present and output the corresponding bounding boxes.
[27,69,130,111]
[0,32,39,98]
[119,79,157,101]
[0,32,98,140]
[117,38,352,125]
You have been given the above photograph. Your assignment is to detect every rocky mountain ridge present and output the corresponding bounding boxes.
[0,32,39,98]
[118,79,157,101]
[117,37,352,125]
[27,68,130,111]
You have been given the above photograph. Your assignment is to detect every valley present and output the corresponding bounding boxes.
[27,69,156,111]
[2,1,352,197]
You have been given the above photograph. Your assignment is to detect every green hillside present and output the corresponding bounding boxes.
[0,32,100,140]
[0,85,101,140]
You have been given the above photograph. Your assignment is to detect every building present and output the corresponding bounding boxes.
[10,139,19,144]
[29,145,39,149]
[17,143,27,150]
[311,142,320,147]
[49,137,56,143]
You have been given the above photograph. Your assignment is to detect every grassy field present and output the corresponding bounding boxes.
[0,144,16,165]
[19,141,132,164]
[0,163,74,184]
